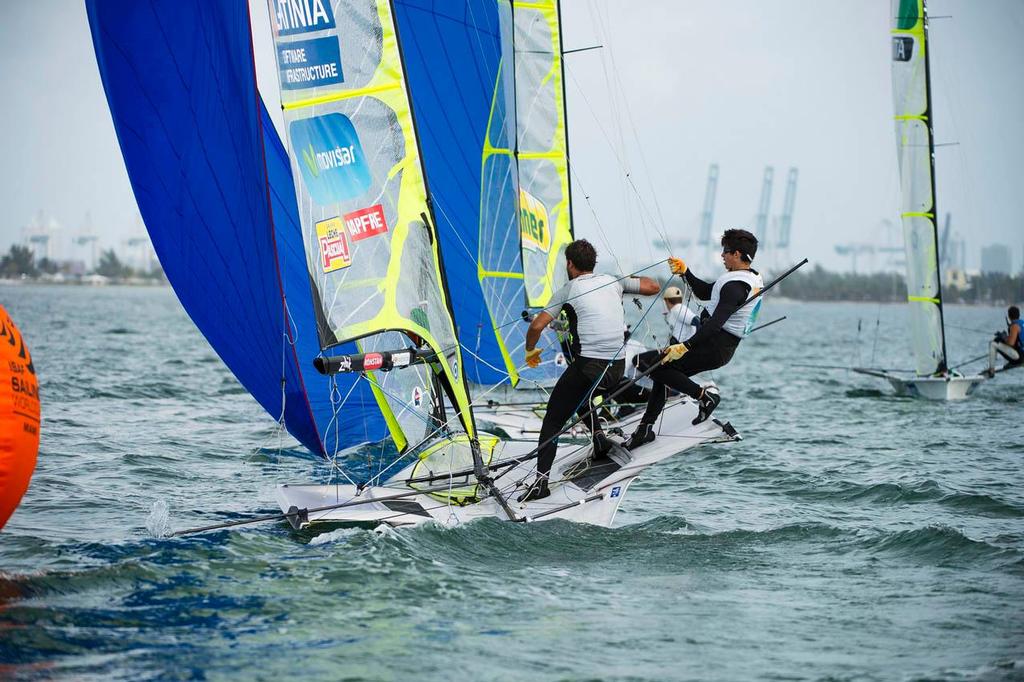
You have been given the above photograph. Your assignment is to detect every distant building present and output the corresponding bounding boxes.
[943,268,969,291]
[980,244,1012,274]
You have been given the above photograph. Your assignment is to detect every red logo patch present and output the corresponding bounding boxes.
[344,204,389,242]
[362,353,383,371]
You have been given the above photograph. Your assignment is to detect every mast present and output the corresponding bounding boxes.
[920,0,949,373]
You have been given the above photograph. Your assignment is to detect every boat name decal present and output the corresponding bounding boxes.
[290,114,371,205]
[269,0,336,37]
[610,486,621,498]
[315,216,352,272]
[892,36,914,62]
[519,189,551,253]
[344,204,389,242]
[278,37,344,90]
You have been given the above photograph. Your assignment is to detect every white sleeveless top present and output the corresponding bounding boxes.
[707,269,764,337]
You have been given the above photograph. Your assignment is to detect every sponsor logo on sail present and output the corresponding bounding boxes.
[315,216,351,272]
[344,204,389,242]
[363,353,384,371]
[278,37,344,90]
[555,352,566,367]
[290,113,372,205]
[269,0,336,37]
[412,386,423,408]
[892,36,914,62]
[519,189,551,252]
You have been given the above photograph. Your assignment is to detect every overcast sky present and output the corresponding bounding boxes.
[1,0,1021,273]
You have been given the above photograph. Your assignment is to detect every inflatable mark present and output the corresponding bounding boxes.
[0,305,39,530]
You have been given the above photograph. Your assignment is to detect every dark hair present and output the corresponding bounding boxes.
[1010,306,1020,320]
[665,297,683,305]
[721,228,758,262]
[565,239,597,271]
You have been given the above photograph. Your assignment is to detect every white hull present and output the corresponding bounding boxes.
[276,398,738,529]
[853,368,987,401]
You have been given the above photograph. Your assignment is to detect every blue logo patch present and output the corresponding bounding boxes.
[610,486,621,498]
[290,114,372,205]
[270,0,336,37]
[278,37,344,90]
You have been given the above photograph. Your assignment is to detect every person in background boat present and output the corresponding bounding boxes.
[663,286,700,345]
[986,305,1024,377]
[626,229,763,449]
[519,239,660,502]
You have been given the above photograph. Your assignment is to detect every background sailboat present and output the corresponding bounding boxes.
[854,0,987,400]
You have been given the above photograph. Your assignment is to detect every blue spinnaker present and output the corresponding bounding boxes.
[393,0,517,386]
[86,0,385,464]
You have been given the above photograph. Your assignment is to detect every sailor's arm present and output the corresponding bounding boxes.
[1008,323,1020,347]
[621,276,660,296]
[682,271,713,300]
[526,311,553,351]
[683,280,750,349]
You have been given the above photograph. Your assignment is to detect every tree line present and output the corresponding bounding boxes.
[772,264,1023,304]
[0,244,164,281]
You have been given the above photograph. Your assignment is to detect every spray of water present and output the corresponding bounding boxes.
[146,500,171,538]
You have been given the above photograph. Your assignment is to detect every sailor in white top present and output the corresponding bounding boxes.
[662,286,699,344]
[627,229,763,449]
[519,239,660,501]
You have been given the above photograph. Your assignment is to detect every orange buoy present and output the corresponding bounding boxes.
[0,304,39,530]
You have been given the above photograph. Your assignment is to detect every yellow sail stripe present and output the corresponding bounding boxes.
[513,1,554,8]
[901,211,935,219]
[517,151,562,160]
[283,82,402,111]
[908,295,940,304]
[479,269,524,280]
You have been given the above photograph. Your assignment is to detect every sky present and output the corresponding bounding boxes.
[1,0,1021,273]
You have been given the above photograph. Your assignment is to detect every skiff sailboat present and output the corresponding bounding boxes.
[854,0,988,400]
[87,0,738,529]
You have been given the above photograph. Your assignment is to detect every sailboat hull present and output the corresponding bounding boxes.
[886,374,987,400]
[275,399,738,529]
[854,368,987,400]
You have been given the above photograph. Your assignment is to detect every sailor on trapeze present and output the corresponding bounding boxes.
[627,228,763,449]
[519,239,659,502]
[986,305,1024,377]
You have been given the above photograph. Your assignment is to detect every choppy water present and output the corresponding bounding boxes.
[1,284,1022,681]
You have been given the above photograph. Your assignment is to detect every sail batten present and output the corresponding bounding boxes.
[891,0,948,376]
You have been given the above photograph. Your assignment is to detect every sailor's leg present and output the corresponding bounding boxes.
[535,362,587,481]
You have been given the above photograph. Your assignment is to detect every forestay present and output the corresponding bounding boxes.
[891,0,948,376]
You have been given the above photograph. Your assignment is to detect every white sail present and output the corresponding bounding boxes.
[891,0,947,376]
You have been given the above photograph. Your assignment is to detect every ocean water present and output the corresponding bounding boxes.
[1,284,1022,681]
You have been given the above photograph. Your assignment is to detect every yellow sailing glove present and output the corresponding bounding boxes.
[525,348,542,368]
[661,343,689,364]
[668,257,688,276]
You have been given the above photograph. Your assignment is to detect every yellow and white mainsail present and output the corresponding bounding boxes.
[478,0,573,388]
[265,0,477,450]
[891,0,948,376]
[512,0,574,308]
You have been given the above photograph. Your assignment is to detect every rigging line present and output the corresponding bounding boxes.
[562,67,672,249]
[568,165,625,273]
[591,4,670,242]
[492,259,667,331]
[949,353,989,371]
[430,194,479,266]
